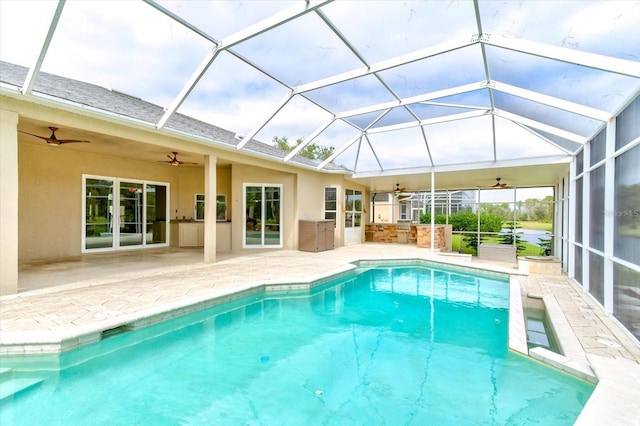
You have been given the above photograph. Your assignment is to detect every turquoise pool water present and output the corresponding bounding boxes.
[0,264,594,425]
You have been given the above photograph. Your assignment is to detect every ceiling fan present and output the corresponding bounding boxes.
[18,126,91,146]
[482,177,509,188]
[159,152,198,166]
[394,183,406,194]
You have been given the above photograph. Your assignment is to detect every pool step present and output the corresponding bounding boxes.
[0,371,45,401]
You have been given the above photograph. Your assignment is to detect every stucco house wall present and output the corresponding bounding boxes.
[17,142,233,260]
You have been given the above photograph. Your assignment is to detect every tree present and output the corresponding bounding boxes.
[517,197,553,223]
[481,203,511,220]
[273,136,335,161]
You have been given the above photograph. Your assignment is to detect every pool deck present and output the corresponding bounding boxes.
[1,244,639,424]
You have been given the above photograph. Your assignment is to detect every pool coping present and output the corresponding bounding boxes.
[0,265,360,354]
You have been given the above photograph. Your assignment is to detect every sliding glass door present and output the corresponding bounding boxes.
[244,184,282,248]
[146,184,167,245]
[119,181,144,247]
[85,178,114,249]
[83,176,168,252]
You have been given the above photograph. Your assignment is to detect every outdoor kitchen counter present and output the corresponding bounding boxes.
[364,223,417,244]
[365,223,452,252]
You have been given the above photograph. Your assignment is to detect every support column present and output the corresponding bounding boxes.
[430,171,435,253]
[603,119,616,313]
[0,110,19,295]
[203,154,217,263]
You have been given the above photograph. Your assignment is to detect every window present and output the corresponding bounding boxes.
[345,189,362,228]
[194,194,227,221]
[195,194,205,221]
[372,193,390,202]
[324,188,337,224]
[400,201,409,220]
[216,195,227,221]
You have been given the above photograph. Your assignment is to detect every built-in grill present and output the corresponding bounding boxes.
[396,220,411,230]
[396,220,411,243]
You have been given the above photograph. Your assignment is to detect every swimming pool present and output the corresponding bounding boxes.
[0,263,594,425]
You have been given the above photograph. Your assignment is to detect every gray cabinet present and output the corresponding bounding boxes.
[299,220,334,252]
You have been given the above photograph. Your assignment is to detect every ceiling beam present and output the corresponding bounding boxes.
[295,37,477,94]
[317,133,361,170]
[363,134,384,172]
[283,117,335,162]
[513,122,576,156]
[484,36,640,78]
[236,91,294,150]
[156,47,221,129]
[335,82,486,120]
[492,81,611,121]
[22,0,66,96]
[217,0,333,51]
[365,109,489,135]
[419,125,435,167]
[495,109,587,143]
[155,0,331,130]
[144,0,218,44]
[351,154,571,178]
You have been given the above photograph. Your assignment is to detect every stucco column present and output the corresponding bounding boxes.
[0,109,19,295]
[203,154,217,263]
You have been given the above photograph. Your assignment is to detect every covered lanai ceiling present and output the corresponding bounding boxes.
[1,0,639,191]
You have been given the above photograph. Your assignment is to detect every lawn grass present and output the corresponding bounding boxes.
[509,221,553,231]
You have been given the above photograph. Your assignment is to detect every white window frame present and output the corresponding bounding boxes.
[324,187,338,226]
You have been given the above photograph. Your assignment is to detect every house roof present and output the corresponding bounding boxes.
[0,60,345,172]
[1,0,638,191]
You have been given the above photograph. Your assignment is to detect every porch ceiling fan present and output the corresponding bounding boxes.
[480,177,509,189]
[18,126,91,146]
[159,152,198,166]
[394,183,406,194]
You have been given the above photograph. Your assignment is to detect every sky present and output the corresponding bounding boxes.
[1,0,638,178]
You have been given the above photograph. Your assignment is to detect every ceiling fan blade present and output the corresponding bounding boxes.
[20,128,92,145]
[18,130,50,141]
[57,139,91,144]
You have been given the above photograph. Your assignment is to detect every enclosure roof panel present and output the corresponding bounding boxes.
[1,0,638,184]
